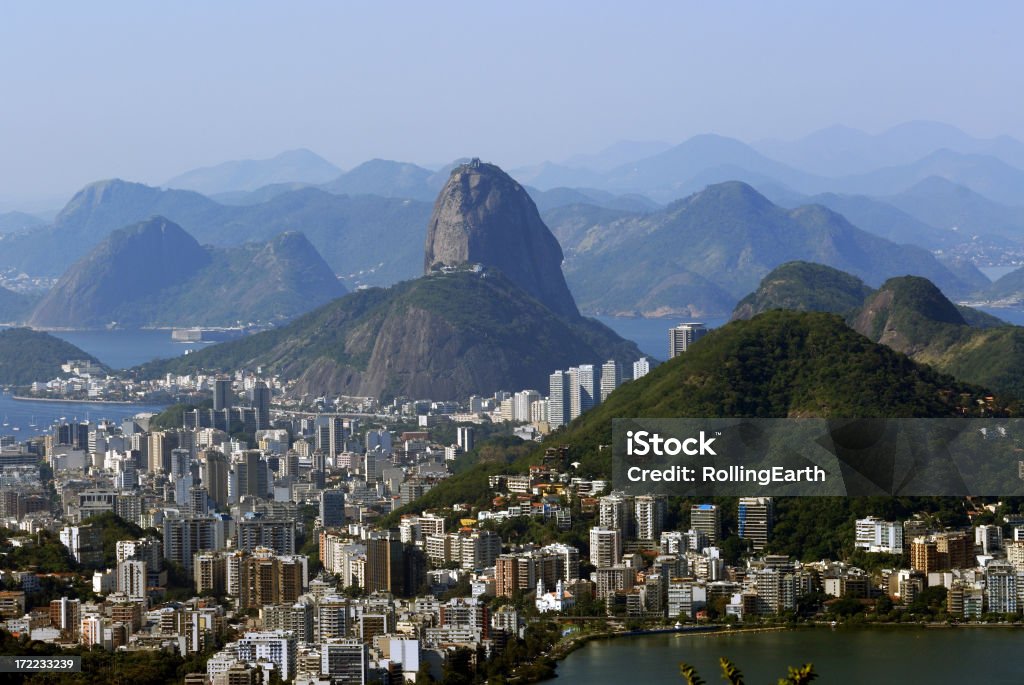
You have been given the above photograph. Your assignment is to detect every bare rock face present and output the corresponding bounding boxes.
[423,160,579,317]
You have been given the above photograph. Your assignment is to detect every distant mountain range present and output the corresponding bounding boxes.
[3,120,1024,333]
[138,162,641,400]
[0,286,38,324]
[0,211,45,234]
[164,149,343,195]
[754,121,1024,177]
[556,182,986,317]
[511,128,1024,224]
[28,217,346,328]
[0,180,435,285]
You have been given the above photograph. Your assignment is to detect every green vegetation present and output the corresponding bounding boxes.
[0,628,226,685]
[385,310,1004,561]
[135,269,640,401]
[81,512,149,570]
[0,328,105,386]
[0,529,76,573]
[735,266,1024,400]
[148,400,212,430]
[731,261,873,321]
[679,657,817,685]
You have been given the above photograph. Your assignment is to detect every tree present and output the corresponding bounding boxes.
[415,661,435,685]
[679,658,818,685]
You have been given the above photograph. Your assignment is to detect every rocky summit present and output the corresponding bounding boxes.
[423,159,579,317]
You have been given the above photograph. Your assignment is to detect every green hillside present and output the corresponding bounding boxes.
[389,310,998,520]
[136,268,641,401]
[0,328,106,386]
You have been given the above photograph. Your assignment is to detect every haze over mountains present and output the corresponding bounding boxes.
[28,217,346,329]
[141,162,641,400]
[3,120,1024,330]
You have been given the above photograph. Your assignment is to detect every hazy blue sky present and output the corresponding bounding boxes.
[1,2,1022,203]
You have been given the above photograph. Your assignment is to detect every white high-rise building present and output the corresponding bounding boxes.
[236,631,297,681]
[589,526,622,568]
[635,495,666,541]
[570,364,599,420]
[985,560,1017,614]
[738,497,774,551]
[116,559,147,601]
[513,390,541,422]
[600,361,621,402]
[599,493,635,537]
[548,371,570,428]
[669,323,707,358]
[633,357,650,379]
[854,516,904,554]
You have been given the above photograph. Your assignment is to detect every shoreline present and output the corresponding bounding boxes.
[544,621,1024,678]
[9,395,162,406]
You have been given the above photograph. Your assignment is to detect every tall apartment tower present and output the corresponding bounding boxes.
[737,497,774,551]
[571,364,599,420]
[690,504,722,545]
[202,450,229,510]
[669,323,708,358]
[249,381,271,430]
[320,489,346,528]
[456,426,475,453]
[548,371,570,428]
[633,357,650,380]
[213,378,233,411]
[600,360,621,402]
[635,495,667,542]
[589,526,623,568]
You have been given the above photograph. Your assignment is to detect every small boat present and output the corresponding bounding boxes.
[1,415,8,427]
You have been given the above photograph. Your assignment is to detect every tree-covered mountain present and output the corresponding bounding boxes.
[387,310,999,516]
[849,277,1024,398]
[0,328,106,386]
[560,182,979,317]
[137,268,640,401]
[163,148,342,195]
[732,264,1024,398]
[730,262,874,321]
[28,217,345,328]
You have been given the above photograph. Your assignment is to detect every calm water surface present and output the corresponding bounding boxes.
[555,627,1024,684]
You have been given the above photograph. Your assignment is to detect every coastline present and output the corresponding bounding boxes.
[10,395,156,406]
[544,621,1024,678]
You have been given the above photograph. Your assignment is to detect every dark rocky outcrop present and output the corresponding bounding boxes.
[424,160,579,317]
